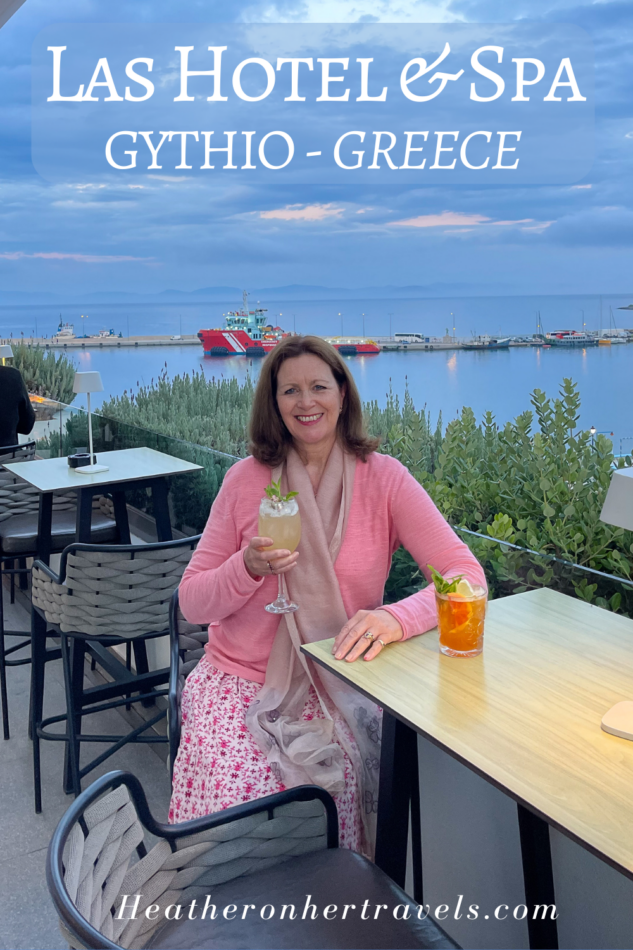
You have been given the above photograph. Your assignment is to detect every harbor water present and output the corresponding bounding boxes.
[2,294,632,455]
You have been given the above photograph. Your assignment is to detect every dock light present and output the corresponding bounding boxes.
[0,344,13,365]
[599,465,633,739]
[72,371,109,474]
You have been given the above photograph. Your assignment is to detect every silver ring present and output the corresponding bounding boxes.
[377,638,386,648]
[363,630,374,641]
[268,560,274,573]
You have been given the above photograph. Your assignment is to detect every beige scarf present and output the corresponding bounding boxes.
[245,441,381,853]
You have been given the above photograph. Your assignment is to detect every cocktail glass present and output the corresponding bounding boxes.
[436,584,487,657]
[258,496,301,614]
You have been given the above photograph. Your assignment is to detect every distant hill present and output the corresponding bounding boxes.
[0,282,505,305]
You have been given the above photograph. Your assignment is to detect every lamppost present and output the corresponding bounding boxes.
[339,312,343,336]
[580,309,586,332]
[80,314,89,337]
[590,425,596,449]
[362,313,365,337]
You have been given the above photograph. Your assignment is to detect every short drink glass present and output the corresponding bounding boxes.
[436,584,487,657]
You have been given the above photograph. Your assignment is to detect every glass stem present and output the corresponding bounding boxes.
[278,573,287,604]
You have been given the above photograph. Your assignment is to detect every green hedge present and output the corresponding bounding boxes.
[10,344,76,403]
[47,371,633,616]
[382,378,633,616]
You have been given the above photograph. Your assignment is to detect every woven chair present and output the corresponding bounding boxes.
[167,589,207,779]
[47,770,459,950]
[30,536,200,811]
[0,442,117,740]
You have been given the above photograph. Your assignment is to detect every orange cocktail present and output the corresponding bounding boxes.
[436,584,487,657]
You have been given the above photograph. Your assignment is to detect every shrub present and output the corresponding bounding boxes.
[384,379,633,616]
[10,344,76,403]
[55,370,633,616]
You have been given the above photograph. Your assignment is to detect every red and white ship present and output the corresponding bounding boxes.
[197,292,286,356]
[197,292,380,357]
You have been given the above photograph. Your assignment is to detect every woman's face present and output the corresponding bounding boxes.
[276,353,345,454]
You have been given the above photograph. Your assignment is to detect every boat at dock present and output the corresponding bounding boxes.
[545,330,598,347]
[197,292,284,356]
[197,292,380,356]
[324,336,380,355]
[55,320,75,339]
[462,335,511,350]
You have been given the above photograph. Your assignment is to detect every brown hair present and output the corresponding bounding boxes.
[249,335,379,466]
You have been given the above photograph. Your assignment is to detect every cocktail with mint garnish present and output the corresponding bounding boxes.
[429,565,487,657]
[259,479,301,614]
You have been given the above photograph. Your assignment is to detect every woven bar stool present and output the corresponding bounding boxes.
[47,769,459,950]
[0,442,117,739]
[30,536,199,811]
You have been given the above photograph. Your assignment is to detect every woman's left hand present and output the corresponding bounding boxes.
[332,609,404,662]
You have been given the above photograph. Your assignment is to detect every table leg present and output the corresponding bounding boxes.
[111,490,131,544]
[30,608,47,813]
[517,804,559,950]
[375,711,418,888]
[75,489,94,543]
[410,737,424,904]
[37,494,53,565]
[151,478,173,541]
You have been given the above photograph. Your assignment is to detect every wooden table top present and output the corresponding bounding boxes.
[303,588,633,878]
[2,446,202,492]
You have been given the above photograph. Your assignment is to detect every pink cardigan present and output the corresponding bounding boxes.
[179,452,486,684]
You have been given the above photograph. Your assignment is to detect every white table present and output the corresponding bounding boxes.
[2,446,202,560]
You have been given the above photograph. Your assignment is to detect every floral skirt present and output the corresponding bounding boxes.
[169,656,363,851]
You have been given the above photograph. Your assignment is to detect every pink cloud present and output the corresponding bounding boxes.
[390,211,553,231]
[0,251,153,263]
[494,219,535,225]
[259,203,344,222]
[391,211,490,228]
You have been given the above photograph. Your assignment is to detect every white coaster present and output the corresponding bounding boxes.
[601,701,633,741]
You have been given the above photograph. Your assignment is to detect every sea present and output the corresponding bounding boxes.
[2,292,632,456]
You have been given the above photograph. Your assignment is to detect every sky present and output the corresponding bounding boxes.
[0,0,632,298]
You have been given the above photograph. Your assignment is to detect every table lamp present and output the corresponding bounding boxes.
[72,371,109,474]
[0,344,13,365]
[599,466,633,739]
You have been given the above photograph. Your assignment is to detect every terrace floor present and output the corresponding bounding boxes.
[0,590,172,950]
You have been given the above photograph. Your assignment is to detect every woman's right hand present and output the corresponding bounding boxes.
[243,537,300,580]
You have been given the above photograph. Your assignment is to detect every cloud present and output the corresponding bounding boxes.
[389,212,550,230]
[493,219,538,226]
[0,251,153,263]
[391,211,491,228]
[521,221,554,231]
[571,184,592,189]
[259,203,345,221]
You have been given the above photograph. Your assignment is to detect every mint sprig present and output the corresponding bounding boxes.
[265,479,298,503]
[428,564,464,595]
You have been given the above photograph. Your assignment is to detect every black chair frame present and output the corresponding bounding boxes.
[168,588,183,778]
[31,537,199,811]
[46,769,339,950]
[0,442,59,741]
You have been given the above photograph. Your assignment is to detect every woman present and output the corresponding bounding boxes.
[169,335,486,854]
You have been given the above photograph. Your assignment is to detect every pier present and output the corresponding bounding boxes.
[1,334,201,349]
